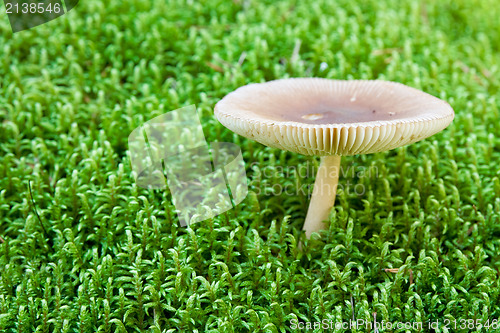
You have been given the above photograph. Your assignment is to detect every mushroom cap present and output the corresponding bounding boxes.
[214,78,454,156]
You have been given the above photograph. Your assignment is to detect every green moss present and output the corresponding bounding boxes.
[0,0,499,331]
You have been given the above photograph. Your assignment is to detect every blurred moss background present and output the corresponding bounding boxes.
[0,0,499,331]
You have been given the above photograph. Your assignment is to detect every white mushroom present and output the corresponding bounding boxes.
[215,78,455,238]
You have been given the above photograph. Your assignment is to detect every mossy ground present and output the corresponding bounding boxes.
[1,0,500,332]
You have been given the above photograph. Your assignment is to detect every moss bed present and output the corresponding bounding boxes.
[1,0,500,331]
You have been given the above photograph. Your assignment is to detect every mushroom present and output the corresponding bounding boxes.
[214,78,454,238]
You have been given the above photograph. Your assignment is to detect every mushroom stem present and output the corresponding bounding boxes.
[303,155,341,238]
